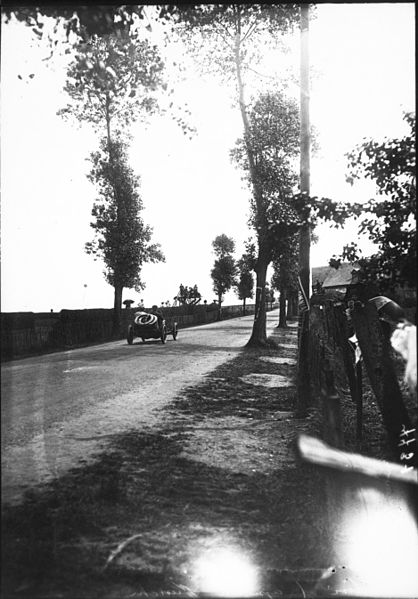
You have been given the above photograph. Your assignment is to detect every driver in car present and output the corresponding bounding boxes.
[150,305,164,330]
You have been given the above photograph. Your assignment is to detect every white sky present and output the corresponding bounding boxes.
[1,3,415,312]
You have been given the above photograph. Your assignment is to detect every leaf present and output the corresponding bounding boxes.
[105,66,116,78]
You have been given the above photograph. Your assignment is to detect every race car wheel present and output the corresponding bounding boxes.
[161,325,167,344]
[172,323,178,340]
[127,325,134,345]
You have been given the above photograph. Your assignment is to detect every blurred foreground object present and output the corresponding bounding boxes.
[391,323,417,394]
[369,295,406,323]
[298,434,418,598]
[368,295,416,394]
[298,434,417,485]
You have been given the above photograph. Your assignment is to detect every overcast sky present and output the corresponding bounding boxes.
[1,3,415,312]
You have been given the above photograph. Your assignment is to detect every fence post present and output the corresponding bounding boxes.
[333,305,358,402]
[355,361,363,448]
[322,369,343,449]
[296,309,311,416]
[331,304,365,448]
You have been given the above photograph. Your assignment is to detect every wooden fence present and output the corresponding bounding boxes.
[297,295,418,597]
[305,295,417,468]
[1,303,259,361]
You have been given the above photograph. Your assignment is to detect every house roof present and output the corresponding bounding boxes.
[322,263,360,288]
[312,266,334,287]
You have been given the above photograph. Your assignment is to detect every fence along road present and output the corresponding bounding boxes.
[1,310,279,506]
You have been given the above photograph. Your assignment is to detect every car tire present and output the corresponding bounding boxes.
[161,325,167,344]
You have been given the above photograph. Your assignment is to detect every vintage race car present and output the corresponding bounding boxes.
[127,311,178,345]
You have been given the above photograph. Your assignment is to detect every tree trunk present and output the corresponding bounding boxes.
[234,21,264,221]
[234,13,271,347]
[217,293,222,321]
[293,294,299,317]
[287,293,295,318]
[290,293,298,318]
[243,297,246,316]
[246,256,269,347]
[107,101,123,336]
[113,283,123,335]
[278,284,287,328]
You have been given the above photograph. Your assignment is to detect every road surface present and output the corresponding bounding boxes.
[1,311,279,505]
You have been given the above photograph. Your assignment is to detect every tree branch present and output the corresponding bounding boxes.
[242,18,258,43]
[215,27,235,52]
[244,64,276,80]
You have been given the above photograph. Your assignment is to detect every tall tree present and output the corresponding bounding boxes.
[58,31,167,327]
[211,234,237,318]
[234,254,254,315]
[334,112,416,290]
[86,138,164,320]
[271,234,299,328]
[231,90,301,345]
[265,282,275,310]
[170,5,300,345]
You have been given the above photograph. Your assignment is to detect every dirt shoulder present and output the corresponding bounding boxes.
[2,323,339,598]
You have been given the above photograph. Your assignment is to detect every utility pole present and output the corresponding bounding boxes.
[297,3,311,414]
[299,3,311,299]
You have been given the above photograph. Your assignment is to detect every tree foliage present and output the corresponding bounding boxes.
[265,282,275,306]
[169,4,300,85]
[234,254,254,313]
[232,90,301,253]
[211,235,237,309]
[212,233,236,258]
[333,112,416,289]
[211,258,237,304]
[58,31,166,135]
[2,6,146,43]
[86,138,164,294]
[271,234,299,295]
[271,234,299,327]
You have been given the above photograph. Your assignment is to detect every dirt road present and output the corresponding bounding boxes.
[1,311,278,505]
[3,311,416,599]
[2,313,336,599]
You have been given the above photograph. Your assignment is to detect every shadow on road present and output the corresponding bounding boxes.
[2,426,331,598]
